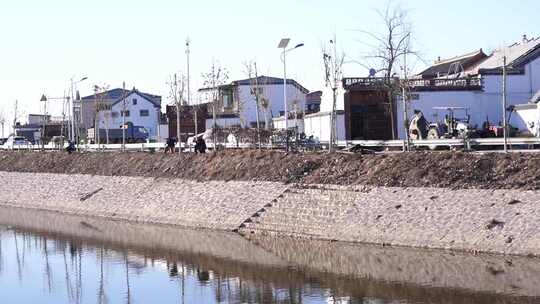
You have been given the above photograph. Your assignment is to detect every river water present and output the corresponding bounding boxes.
[0,207,539,304]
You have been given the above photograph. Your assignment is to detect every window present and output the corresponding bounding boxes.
[123,110,130,117]
[112,111,119,118]
[132,98,138,105]
[250,87,264,96]
[140,109,149,117]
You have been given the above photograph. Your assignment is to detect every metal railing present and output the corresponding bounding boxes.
[342,77,483,91]
[2,137,540,152]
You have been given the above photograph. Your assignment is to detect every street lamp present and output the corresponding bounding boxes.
[70,76,88,143]
[278,38,304,150]
[41,94,71,149]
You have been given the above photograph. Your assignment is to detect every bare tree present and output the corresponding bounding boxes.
[93,84,110,146]
[0,110,5,138]
[202,60,229,150]
[356,1,419,139]
[291,89,304,136]
[323,36,345,153]
[168,72,187,153]
[243,61,264,148]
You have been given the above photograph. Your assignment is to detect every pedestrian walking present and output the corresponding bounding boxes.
[195,137,206,154]
[165,137,177,153]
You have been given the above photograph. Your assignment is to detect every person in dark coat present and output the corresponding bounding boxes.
[166,137,177,153]
[66,140,76,154]
[194,137,206,153]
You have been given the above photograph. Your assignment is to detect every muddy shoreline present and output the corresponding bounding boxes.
[0,150,539,190]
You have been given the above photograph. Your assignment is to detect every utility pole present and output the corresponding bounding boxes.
[70,78,74,141]
[0,116,4,139]
[502,55,508,153]
[122,82,126,152]
[254,63,262,149]
[186,37,196,140]
[402,50,410,152]
[42,97,47,150]
[282,46,289,151]
[175,73,182,154]
[13,100,18,136]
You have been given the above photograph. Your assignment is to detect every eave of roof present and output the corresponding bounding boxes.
[418,49,487,77]
[110,90,161,108]
[198,76,309,94]
[81,88,161,103]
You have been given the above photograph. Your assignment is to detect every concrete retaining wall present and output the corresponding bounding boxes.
[0,171,287,231]
[1,171,540,256]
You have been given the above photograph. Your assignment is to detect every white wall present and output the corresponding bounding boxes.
[303,112,345,142]
[158,124,169,142]
[97,92,160,137]
[205,117,242,129]
[319,84,345,113]
[272,116,304,132]
[236,83,307,127]
[514,106,539,136]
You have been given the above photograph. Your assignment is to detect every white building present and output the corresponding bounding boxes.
[283,84,347,142]
[395,35,540,138]
[513,90,540,136]
[96,89,162,138]
[198,76,309,129]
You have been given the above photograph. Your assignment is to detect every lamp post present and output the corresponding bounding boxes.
[502,56,508,153]
[122,81,126,152]
[278,38,303,151]
[70,76,88,143]
[41,94,70,149]
[40,94,47,150]
[186,37,194,139]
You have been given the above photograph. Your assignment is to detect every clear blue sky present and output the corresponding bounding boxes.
[0,0,539,129]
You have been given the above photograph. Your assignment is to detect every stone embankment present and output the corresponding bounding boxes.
[1,167,539,256]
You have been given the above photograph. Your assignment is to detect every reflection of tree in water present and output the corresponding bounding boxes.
[124,252,132,304]
[5,226,519,304]
[0,229,3,275]
[42,236,54,293]
[97,246,108,304]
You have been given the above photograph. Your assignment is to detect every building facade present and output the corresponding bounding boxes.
[198,76,309,129]
[395,35,540,138]
[166,104,207,141]
[79,88,162,140]
[96,90,162,138]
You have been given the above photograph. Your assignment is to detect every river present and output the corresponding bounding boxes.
[0,207,539,304]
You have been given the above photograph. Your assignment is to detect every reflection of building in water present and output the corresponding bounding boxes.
[1,207,540,304]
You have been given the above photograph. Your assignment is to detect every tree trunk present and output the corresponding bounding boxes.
[176,104,181,153]
[387,90,396,140]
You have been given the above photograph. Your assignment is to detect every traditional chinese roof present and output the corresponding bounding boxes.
[417,49,487,79]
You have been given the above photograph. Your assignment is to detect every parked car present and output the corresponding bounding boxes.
[2,135,30,150]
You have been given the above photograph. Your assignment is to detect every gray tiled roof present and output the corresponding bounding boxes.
[199,76,309,94]
[81,88,161,104]
[418,50,487,78]
[478,37,540,70]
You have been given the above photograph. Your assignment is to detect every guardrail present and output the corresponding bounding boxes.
[2,137,540,152]
[339,137,540,149]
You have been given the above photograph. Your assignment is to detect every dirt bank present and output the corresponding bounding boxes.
[0,150,539,190]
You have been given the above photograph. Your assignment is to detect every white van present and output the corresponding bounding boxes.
[2,135,30,150]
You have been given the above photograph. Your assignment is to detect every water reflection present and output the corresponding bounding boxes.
[0,207,539,304]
